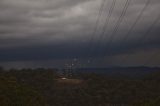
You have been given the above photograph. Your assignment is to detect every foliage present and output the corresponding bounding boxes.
[0,68,160,106]
[0,75,47,106]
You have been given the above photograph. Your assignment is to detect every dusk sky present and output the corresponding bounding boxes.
[0,0,160,69]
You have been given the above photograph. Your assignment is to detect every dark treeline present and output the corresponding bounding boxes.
[0,67,160,106]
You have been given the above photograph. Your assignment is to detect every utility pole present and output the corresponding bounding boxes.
[63,58,78,78]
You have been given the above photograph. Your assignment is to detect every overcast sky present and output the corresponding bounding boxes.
[0,0,160,69]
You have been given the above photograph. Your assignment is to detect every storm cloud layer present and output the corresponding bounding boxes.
[0,0,160,68]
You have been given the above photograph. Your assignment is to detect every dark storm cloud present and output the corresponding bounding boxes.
[0,0,160,67]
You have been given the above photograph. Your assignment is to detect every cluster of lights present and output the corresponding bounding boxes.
[64,58,91,69]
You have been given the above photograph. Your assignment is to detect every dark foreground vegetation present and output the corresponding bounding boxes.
[0,67,160,106]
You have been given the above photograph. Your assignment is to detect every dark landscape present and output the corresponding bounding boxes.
[0,67,160,106]
[0,0,160,105]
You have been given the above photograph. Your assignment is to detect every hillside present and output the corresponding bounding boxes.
[0,68,160,106]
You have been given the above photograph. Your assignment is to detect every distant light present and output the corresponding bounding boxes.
[74,58,77,61]
[87,60,90,63]
[62,77,67,80]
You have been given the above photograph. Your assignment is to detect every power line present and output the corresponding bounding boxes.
[95,0,130,63]
[111,0,151,64]
[121,0,151,44]
[135,14,160,47]
[87,0,106,56]
[104,0,131,52]
[98,0,152,66]
[76,0,106,67]
[89,0,130,65]
[123,14,160,64]
[95,0,117,50]
[89,0,117,59]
